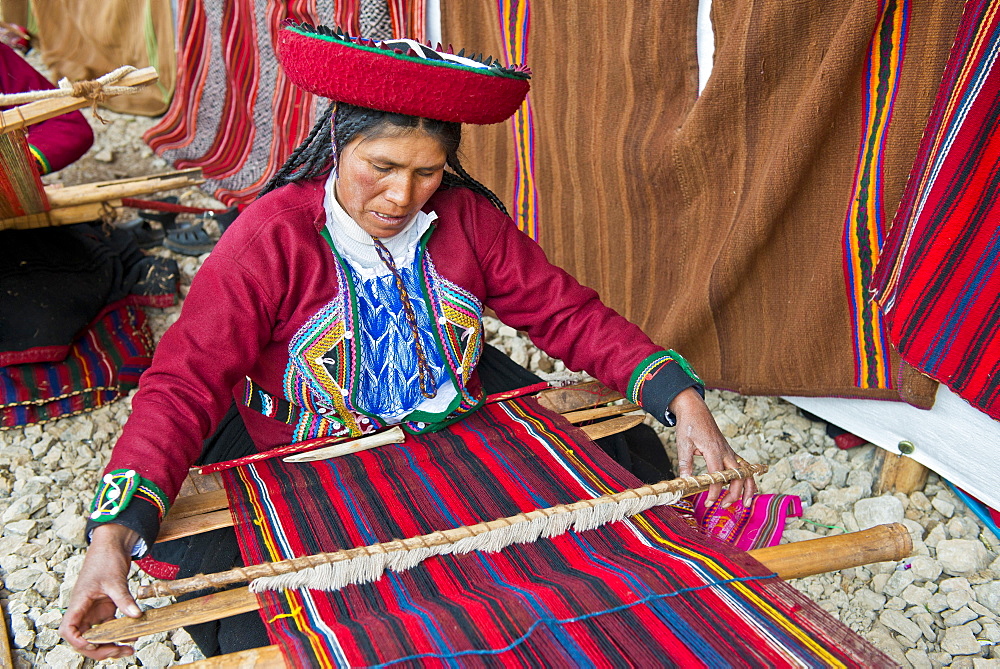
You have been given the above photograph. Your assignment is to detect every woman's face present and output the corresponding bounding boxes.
[334,128,448,238]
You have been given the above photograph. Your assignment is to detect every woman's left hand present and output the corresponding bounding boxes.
[669,388,757,508]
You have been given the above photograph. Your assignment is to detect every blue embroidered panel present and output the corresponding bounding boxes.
[348,263,447,421]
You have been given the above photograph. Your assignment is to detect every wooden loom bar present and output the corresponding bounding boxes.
[0,170,206,231]
[155,415,650,542]
[0,68,158,132]
[1,608,14,669]
[536,380,622,414]
[144,464,766,599]
[84,523,912,645]
[186,645,286,668]
[749,522,913,580]
[43,169,204,208]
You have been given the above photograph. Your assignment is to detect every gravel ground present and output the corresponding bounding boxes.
[2,101,999,668]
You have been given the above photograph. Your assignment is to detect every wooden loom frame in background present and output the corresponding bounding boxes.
[0,67,204,230]
[81,381,914,667]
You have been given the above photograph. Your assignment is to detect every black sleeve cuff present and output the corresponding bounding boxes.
[85,496,162,559]
[627,351,704,428]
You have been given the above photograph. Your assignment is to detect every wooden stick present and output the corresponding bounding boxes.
[86,522,908,645]
[747,522,912,580]
[580,414,645,440]
[561,402,641,424]
[1,608,15,669]
[139,464,766,599]
[157,510,235,544]
[283,426,406,463]
[85,587,258,644]
[185,644,286,668]
[168,489,229,521]
[44,169,204,207]
[872,449,930,495]
[0,68,158,132]
[0,170,206,231]
[537,381,621,414]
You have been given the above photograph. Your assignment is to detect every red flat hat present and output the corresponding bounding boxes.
[277,23,531,125]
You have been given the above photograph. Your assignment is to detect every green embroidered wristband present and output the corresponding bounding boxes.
[90,469,169,523]
[664,349,703,386]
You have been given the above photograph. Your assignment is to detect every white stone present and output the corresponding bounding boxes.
[880,609,923,643]
[816,485,865,510]
[2,494,45,523]
[789,452,833,489]
[901,584,932,608]
[906,648,933,669]
[932,496,956,518]
[912,611,937,642]
[941,577,975,594]
[52,513,87,547]
[3,568,40,591]
[937,539,989,576]
[944,607,979,627]
[976,581,1000,616]
[885,570,917,598]
[135,640,175,667]
[865,624,909,667]
[941,625,982,655]
[44,644,85,668]
[34,627,60,650]
[909,556,943,582]
[854,495,905,531]
[973,659,1000,669]
[926,523,948,548]
[982,622,1000,643]
[948,589,975,610]
[910,491,933,512]
[3,520,38,539]
[33,572,59,599]
[854,587,887,611]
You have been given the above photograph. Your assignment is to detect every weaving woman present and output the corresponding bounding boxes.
[60,24,756,660]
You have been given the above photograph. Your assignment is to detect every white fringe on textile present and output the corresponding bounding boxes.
[249,490,682,594]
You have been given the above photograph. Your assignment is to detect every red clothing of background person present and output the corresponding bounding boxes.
[0,42,94,173]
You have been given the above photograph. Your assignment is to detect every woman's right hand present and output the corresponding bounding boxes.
[59,523,144,660]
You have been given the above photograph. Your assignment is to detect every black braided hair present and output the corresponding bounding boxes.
[259,102,508,216]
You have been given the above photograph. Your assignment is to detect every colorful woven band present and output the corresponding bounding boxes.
[90,469,169,523]
[626,349,703,406]
[276,23,531,125]
[27,144,50,175]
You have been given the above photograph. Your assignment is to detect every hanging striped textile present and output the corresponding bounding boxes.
[873,0,1000,420]
[223,397,891,667]
[496,0,538,240]
[0,304,155,429]
[841,0,910,390]
[0,129,49,221]
[143,0,420,207]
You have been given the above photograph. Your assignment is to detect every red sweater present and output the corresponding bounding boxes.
[0,44,94,173]
[94,180,698,551]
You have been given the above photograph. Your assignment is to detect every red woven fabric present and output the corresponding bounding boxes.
[873,0,1000,419]
[224,397,892,667]
[0,304,155,428]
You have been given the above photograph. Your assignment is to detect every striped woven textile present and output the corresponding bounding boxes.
[0,129,49,221]
[841,0,909,391]
[224,397,890,667]
[143,0,422,207]
[0,304,155,429]
[872,0,1000,420]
